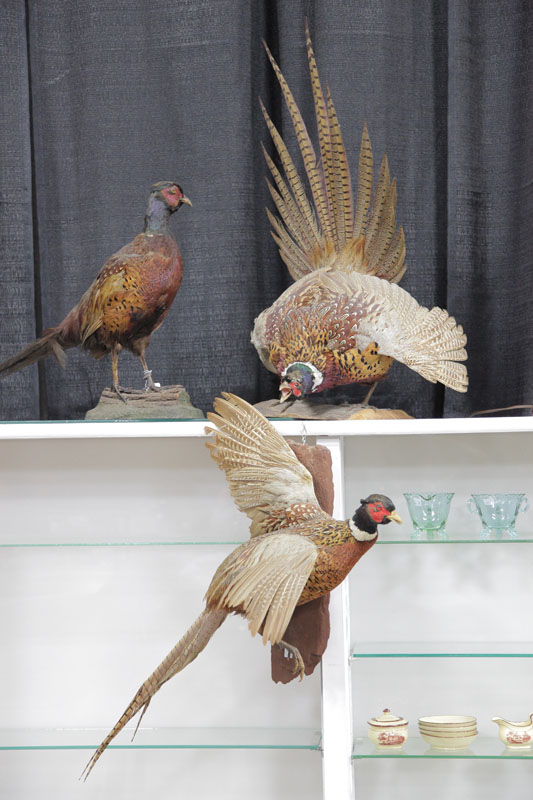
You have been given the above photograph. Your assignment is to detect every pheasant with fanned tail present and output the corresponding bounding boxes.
[81,393,401,779]
[252,26,467,405]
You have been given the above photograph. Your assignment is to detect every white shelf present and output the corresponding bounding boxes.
[0,415,532,440]
[2,417,533,800]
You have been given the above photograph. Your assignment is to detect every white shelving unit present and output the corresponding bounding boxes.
[0,415,531,439]
[1,416,532,799]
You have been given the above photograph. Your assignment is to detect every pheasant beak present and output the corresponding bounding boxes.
[279,381,292,403]
[180,195,192,207]
[387,510,403,524]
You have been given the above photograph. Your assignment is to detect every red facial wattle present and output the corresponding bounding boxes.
[368,503,389,523]
[163,187,182,206]
[290,382,302,397]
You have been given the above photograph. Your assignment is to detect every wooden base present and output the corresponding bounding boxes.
[85,385,204,420]
[254,397,413,421]
[270,441,334,684]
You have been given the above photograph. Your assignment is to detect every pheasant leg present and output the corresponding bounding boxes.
[135,345,161,392]
[111,347,128,403]
[277,640,305,681]
[362,382,377,405]
[142,368,160,392]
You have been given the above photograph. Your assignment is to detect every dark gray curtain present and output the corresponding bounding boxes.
[0,0,531,420]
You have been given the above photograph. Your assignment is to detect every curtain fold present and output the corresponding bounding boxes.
[0,2,39,419]
[445,0,533,415]
[0,0,531,419]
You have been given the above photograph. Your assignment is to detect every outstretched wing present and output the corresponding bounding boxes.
[206,531,317,644]
[205,393,329,536]
[326,270,468,392]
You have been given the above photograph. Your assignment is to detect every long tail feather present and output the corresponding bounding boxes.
[261,27,405,284]
[353,123,373,238]
[304,26,338,241]
[0,329,66,377]
[325,84,354,248]
[81,608,227,780]
[263,42,333,243]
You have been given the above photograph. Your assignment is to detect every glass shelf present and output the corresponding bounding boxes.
[2,534,533,548]
[376,531,533,544]
[353,736,533,759]
[0,540,246,548]
[351,642,533,659]
[0,727,321,751]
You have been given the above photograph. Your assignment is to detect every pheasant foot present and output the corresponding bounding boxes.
[112,384,129,404]
[277,640,305,681]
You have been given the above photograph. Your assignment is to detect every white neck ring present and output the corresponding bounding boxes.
[282,361,323,391]
[349,517,378,542]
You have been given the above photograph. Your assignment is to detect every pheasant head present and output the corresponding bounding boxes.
[348,494,402,541]
[279,361,324,402]
[144,181,192,233]
[151,181,192,211]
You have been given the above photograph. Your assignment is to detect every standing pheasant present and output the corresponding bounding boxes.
[252,27,467,404]
[0,181,191,398]
[81,392,401,779]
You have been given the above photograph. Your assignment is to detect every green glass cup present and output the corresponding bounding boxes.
[468,493,529,538]
[404,492,454,536]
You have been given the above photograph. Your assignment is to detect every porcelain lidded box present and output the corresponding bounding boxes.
[367,708,409,747]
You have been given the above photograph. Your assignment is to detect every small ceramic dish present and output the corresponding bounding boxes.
[418,715,477,749]
[420,723,477,734]
[419,715,476,728]
[420,730,477,750]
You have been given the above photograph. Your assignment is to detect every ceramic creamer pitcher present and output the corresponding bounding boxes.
[492,713,533,748]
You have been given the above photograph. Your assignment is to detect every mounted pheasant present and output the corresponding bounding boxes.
[0,181,191,400]
[81,392,401,779]
[252,26,467,405]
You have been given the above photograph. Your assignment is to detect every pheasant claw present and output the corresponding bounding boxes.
[278,640,305,681]
[112,384,129,404]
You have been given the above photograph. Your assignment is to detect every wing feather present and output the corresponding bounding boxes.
[206,532,318,644]
[205,393,327,536]
[326,271,468,391]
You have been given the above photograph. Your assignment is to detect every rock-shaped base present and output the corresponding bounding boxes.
[254,397,413,421]
[85,385,204,420]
